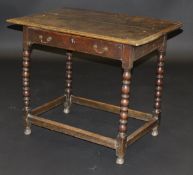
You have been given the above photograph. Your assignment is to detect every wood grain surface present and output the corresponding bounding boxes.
[7,8,182,46]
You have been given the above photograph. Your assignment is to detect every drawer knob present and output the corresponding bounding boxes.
[93,44,108,54]
[38,35,52,44]
[70,38,75,44]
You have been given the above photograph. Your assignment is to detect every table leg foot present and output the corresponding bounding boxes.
[151,126,158,137]
[116,157,124,165]
[24,127,31,136]
[63,107,70,114]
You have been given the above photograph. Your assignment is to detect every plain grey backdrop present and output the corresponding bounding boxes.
[0,0,193,56]
[0,1,193,175]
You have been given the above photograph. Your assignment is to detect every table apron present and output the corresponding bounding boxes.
[133,37,164,61]
[28,27,123,60]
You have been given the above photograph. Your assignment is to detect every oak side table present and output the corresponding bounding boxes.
[7,8,182,164]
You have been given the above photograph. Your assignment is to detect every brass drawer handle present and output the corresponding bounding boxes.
[38,35,52,44]
[93,44,108,54]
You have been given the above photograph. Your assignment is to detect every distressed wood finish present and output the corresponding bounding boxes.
[31,95,152,121]
[31,96,65,115]
[127,118,157,145]
[71,95,152,121]
[27,28,123,60]
[7,7,182,165]
[7,8,182,46]
[28,114,116,149]
[133,37,164,61]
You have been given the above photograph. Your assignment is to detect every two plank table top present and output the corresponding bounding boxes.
[7,8,182,165]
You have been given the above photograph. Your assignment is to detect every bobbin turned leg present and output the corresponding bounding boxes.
[116,67,132,164]
[23,45,32,135]
[151,37,166,136]
[63,52,72,114]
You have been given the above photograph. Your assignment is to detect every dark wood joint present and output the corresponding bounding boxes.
[121,45,134,70]
[23,27,32,50]
[158,35,167,53]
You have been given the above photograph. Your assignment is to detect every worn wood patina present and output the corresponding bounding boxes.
[7,7,182,165]
[7,8,182,46]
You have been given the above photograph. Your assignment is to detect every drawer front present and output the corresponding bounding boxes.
[28,28,123,60]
